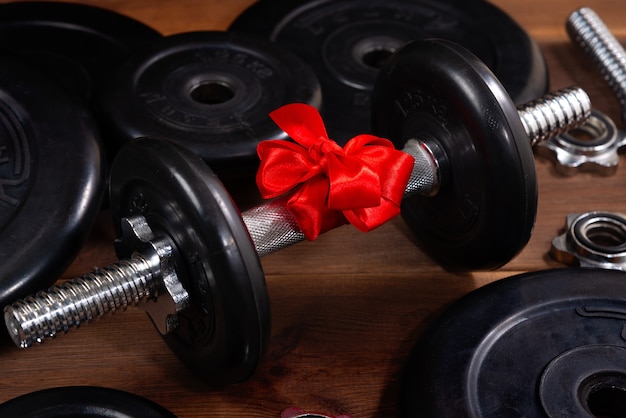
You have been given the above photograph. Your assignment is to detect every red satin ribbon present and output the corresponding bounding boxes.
[256,103,415,240]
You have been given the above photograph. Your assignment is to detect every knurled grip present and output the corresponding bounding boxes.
[240,140,439,257]
[241,196,306,258]
[402,139,440,198]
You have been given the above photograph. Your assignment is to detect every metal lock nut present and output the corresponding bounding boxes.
[536,110,626,175]
[551,211,626,270]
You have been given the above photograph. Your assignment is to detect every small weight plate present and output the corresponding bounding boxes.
[372,39,537,270]
[399,268,626,417]
[99,31,322,179]
[0,1,162,103]
[109,138,270,385]
[0,386,176,417]
[229,0,548,144]
[0,53,104,308]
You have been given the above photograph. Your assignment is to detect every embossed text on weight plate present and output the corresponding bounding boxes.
[0,99,30,223]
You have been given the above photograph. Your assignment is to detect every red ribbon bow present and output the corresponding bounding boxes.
[256,103,414,240]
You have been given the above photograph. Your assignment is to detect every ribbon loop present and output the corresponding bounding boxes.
[257,103,414,240]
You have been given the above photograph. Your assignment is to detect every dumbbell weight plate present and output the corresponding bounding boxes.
[99,31,321,180]
[229,0,548,144]
[372,39,537,270]
[0,386,176,417]
[399,268,626,417]
[0,1,162,103]
[109,138,269,385]
[0,53,104,309]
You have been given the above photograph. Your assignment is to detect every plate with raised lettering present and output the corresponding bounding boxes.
[97,30,321,181]
[230,0,549,144]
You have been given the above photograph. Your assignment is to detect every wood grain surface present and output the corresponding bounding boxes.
[1,0,626,416]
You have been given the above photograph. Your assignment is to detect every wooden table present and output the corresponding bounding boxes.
[1,0,626,416]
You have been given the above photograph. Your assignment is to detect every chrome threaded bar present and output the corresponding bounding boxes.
[567,7,626,119]
[518,86,591,146]
[4,216,186,349]
[4,256,159,348]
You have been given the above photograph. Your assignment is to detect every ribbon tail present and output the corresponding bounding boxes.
[339,135,415,231]
[343,198,402,232]
[286,176,348,240]
[269,103,331,148]
[326,152,381,210]
[344,137,414,207]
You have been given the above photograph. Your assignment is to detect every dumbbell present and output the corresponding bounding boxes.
[3,39,590,385]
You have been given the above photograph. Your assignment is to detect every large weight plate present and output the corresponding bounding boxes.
[372,39,537,270]
[109,138,270,385]
[0,386,176,417]
[229,0,548,144]
[99,31,321,179]
[0,53,104,309]
[0,1,162,103]
[400,268,626,417]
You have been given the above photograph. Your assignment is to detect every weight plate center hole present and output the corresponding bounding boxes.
[189,81,235,105]
[569,126,600,142]
[560,113,614,149]
[361,47,394,69]
[582,219,626,249]
[580,373,626,418]
[354,37,401,70]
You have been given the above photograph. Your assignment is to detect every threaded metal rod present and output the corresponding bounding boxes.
[5,255,159,348]
[518,87,591,146]
[567,7,626,120]
[4,86,591,349]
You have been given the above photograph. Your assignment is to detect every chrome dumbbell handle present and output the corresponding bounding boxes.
[243,138,439,257]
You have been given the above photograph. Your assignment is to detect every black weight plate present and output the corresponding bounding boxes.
[0,53,104,309]
[372,39,537,270]
[229,0,548,144]
[399,268,626,417]
[99,31,321,179]
[0,386,176,417]
[109,138,270,385]
[0,1,162,103]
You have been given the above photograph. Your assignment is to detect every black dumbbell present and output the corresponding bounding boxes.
[4,39,590,385]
